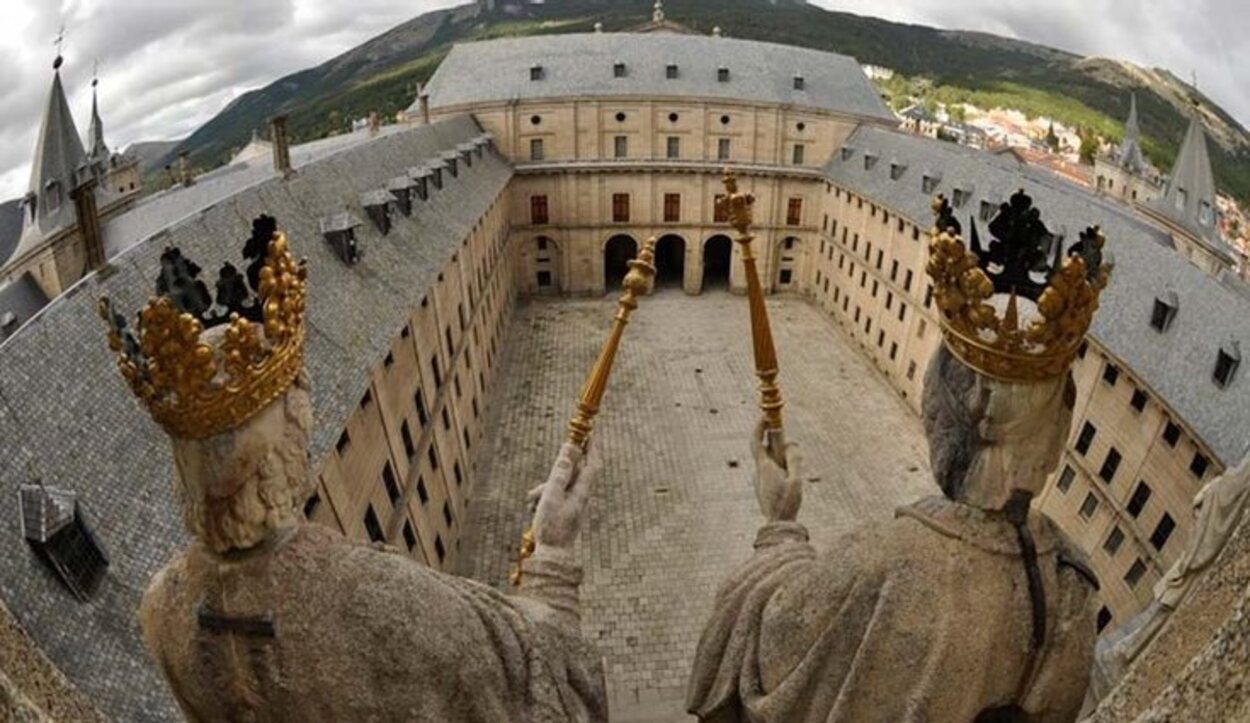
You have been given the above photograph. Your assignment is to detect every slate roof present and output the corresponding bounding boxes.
[824,125,1250,464]
[12,70,88,263]
[421,33,895,123]
[1150,111,1222,247]
[0,198,22,267]
[0,274,50,344]
[0,114,512,721]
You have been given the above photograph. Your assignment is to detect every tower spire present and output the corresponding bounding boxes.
[86,61,109,164]
[1118,92,1145,174]
[1150,97,1220,244]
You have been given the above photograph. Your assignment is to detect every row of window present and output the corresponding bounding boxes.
[527,136,796,164]
[530,61,807,90]
[528,193,804,226]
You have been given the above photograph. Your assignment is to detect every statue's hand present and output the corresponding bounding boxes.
[529,442,601,552]
[751,420,802,522]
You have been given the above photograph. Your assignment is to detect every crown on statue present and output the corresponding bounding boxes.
[926,190,1112,383]
[98,215,308,439]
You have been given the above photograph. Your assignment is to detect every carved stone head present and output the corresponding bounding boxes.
[922,345,1075,510]
[168,326,314,554]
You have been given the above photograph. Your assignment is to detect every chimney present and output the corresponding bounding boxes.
[270,114,292,177]
[418,84,431,125]
[177,151,195,187]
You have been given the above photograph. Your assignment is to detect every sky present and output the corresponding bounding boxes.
[0,0,1245,201]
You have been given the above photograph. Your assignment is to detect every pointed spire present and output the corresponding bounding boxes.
[1118,92,1146,174]
[86,73,109,164]
[1151,101,1220,244]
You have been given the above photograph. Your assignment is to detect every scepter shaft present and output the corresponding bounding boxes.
[721,171,787,466]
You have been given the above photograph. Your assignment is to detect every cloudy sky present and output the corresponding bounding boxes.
[0,0,1245,201]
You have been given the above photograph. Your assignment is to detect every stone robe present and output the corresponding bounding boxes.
[140,523,606,723]
[687,496,1097,723]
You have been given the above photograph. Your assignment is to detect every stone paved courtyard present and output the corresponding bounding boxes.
[458,291,936,722]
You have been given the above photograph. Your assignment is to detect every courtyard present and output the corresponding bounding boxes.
[458,290,935,722]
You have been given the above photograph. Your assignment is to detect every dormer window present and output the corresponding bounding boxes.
[1215,343,1240,388]
[389,181,413,217]
[21,192,36,222]
[321,213,363,265]
[717,67,730,83]
[793,75,805,90]
[922,173,941,194]
[43,180,61,212]
[863,153,878,170]
[840,147,855,162]
[952,187,972,208]
[1176,187,1188,211]
[614,61,627,78]
[1151,293,1178,332]
[415,176,429,201]
[20,484,109,602]
[444,155,458,177]
[361,190,392,236]
[1199,201,1214,226]
[530,65,544,81]
[979,200,997,221]
[889,162,906,181]
[666,64,679,79]
[431,167,443,190]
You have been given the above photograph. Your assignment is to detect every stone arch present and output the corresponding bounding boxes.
[603,234,638,293]
[702,235,733,291]
[533,235,560,295]
[654,234,686,290]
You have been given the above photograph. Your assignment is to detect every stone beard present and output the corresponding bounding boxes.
[139,331,607,722]
[686,346,1098,723]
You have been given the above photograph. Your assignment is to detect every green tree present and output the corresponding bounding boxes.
[1078,128,1099,165]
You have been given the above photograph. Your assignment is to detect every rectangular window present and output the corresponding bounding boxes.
[717,137,731,161]
[664,193,681,223]
[904,269,913,292]
[530,195,549,225]
[401,421,416,460]
[364,505,385,543]
[384,352,394,368]
[1131,388,1148,412]
[1103,526,1125,555]
[1079,492,1099,520]
[793,75,805,90]
[1190,452,1210,479]
[454,461,464,486]
[786,198,803,226]
[336,430,351,456]
[304,492,321,519]
[427,445,439,471]
[529,65,543,81]
[614,135,628,159]
[382,462,400,506]
[360,390,373,409]
[529,138,544,161]
[792,144,805,165]
[1124,558,1148,588]
[667,136,680,159]
[907,361,917,380]
[1103,363,1120,386]
[666,64,678,79]
[612,193,630,223]
[1075,421,1096,455]
[441,407,451,431]
[435,535,446,563]
[780,269,793,285]
[443,501,454,527]
[431,355,443,387]
[414,390,429,426]
[1127,481,1152,517]
[537,270,552,287]
[1057,464,1076,492]
[614,61,626,78]
[1097,607,1113,633]
[1098,448,1121,483]
[402,521,417,552]
[717,66,730,82]
[416,476,429,505]
[1163,421,1181,447]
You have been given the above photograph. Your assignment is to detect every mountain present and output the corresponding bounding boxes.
[123,139,184,174]
[164,0,1250,202]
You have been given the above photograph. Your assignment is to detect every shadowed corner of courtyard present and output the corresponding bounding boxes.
[457,290,936,722]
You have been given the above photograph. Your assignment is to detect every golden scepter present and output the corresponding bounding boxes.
[718,171,787,467]
[510,236,658,585]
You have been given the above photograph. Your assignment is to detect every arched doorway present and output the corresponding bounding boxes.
[776,236,801,289]
[654,234,686,290]
[533,236,559,295]
[604,234,638,292]
[703,235,733,291]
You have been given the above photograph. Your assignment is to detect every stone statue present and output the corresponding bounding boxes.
[685,346,1100,723]
[101,226,607,722]
[1087,455,1250,702]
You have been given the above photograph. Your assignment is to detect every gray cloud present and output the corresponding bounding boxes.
[0,0,1244,200]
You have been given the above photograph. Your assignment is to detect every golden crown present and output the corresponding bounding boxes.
[925,190,1112,383]
[99,216,308,439]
